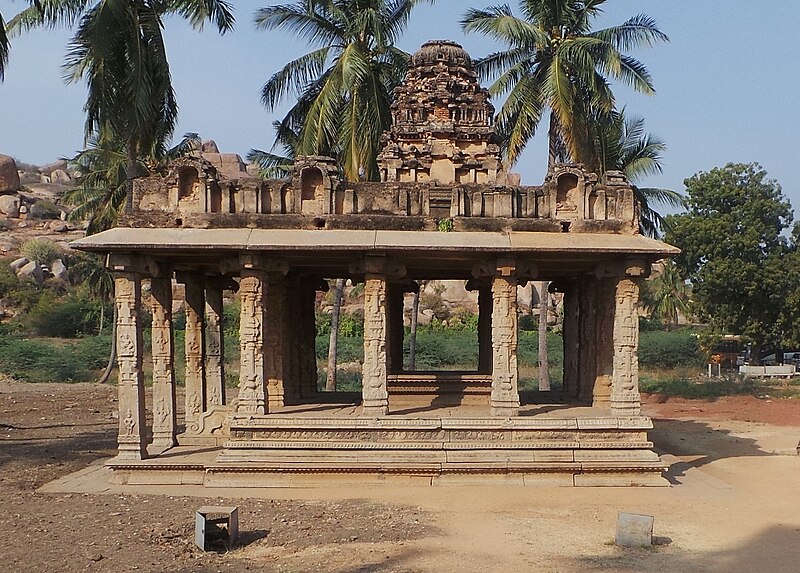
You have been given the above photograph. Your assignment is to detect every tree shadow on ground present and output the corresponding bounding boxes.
[573,524,800,573]
[649,418,772,484]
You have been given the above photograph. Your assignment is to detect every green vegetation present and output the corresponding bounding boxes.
[253,0,430,181]
[639,375,758,399]
[666,163,800,358]
[0,333,111,383]
[20,238,63,265]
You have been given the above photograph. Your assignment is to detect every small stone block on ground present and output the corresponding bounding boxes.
[615,512,654,547]
[195,506,239,551]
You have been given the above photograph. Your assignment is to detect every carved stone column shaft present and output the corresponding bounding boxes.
[183,276,206,426]
[490,275,520,416]
[150,276,176,450]
[299,282,319,399]
[562,281,579,397]
[265,273,287,409]
[611,278,642,416]
[577,279,597,402]
[362,276,389,415]
[477,285,493,374]
[594,279,616,407]
[236,267,266,414]
[204,281,225,408]
[114,272,148,460]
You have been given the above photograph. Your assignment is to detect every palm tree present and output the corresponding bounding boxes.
[643,259,689,330]
[592,109,685,237]
[0,12,9,81]
[255,0,431,181]
[63,133,201,234]
[9,0,234,209]
[461,1,668,167]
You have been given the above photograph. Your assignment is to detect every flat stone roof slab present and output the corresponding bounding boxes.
[71,228,678,257]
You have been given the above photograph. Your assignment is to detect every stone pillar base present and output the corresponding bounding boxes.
[611,392,642,417]
[490,402,519,417]
[362,403,389,417]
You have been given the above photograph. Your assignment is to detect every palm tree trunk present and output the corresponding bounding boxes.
[98,302,105,336]
[538,281,551,391]
[409,290,420,370]
[98,304,117,384]
[125,139,138,214]
[325,279,345,392]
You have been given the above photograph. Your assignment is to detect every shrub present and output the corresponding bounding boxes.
[0,334,111,382]
[639,329,704,369]
[25,290,102,337]
[639,375,757,398]
[21,238,62,265]
[29,199,61,219]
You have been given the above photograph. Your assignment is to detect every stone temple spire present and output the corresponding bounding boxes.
[378,40,507,186]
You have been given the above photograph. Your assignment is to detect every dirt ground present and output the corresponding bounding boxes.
[1,379,799,573]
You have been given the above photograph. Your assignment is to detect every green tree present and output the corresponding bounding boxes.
[592,109,685,236]
[665,163,795,360]
[461,0,667,167]
[0,11,9,80]
[63,133,200,234]
[642,259,689,330]
[10,0,234,209]
[255,0,431,181]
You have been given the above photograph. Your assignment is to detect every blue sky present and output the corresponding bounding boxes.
[1,0,798,212]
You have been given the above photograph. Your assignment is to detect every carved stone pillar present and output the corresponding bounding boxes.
[386,283,405,374]
[478,284,493,374]
[111,266,148,460]
[299,281,320,398]
[280,275,303,403]
[362,274,389,416]
[236,258,267,414]
[204,279,225,408]
[182,273,206,426]
[594,279,616,408]
[577,279,597,402]
[611,276,643,416]
[562,280,579,397]
[265,272,287,409]
[150,275,177,450]
[490,273,520,416]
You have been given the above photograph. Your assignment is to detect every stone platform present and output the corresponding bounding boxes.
[107,403,668,487]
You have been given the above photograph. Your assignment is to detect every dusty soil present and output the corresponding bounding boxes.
[1,380,799,573]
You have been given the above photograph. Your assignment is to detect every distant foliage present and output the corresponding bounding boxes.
[316,311,364,338]
[639,375,757,399]
[29,200,61,219]
[0,334,111,382]
[25,291,102,337]
[639,330,704,369]
[20,238,62,265]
